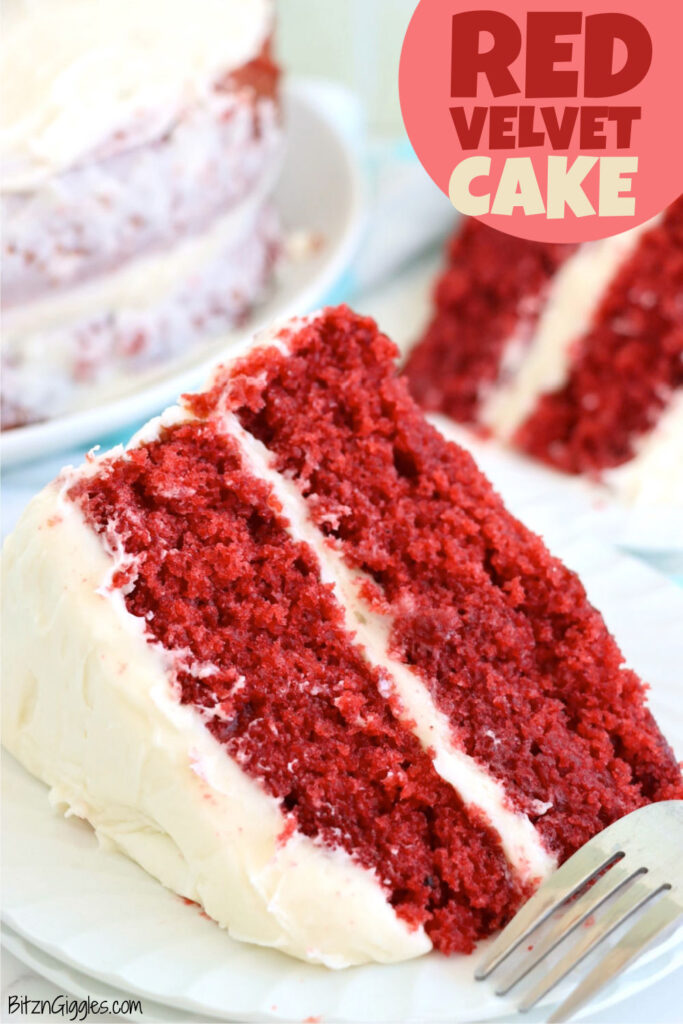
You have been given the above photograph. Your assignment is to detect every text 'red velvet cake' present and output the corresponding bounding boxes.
[3,308,681,965]
[406,200,683,499]
[1,0,282,429]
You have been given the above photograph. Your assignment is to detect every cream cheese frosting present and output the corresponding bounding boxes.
[3,162,280,341]
[1,431,430,968]
[1,203,279,428]
[481,217,662,441]
[214,372,556,886]
[1,0,273,190]
[605,392,683,513]
[1,314,561,965]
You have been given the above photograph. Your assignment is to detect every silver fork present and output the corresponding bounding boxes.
[475,800,683,1022]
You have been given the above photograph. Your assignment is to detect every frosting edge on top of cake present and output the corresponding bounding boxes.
[1,0,274,189]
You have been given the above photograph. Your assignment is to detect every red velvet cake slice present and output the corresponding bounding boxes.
[3,307,681,966]
[405,200,683,494]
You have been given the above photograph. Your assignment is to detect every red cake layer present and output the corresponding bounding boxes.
[206,307,683,862]
[404,222,576,422]
[515,197,683,474]
[70,421,521,954]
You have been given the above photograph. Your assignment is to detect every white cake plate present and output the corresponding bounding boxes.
[3,537,682,1023]
[2,926,197,1024]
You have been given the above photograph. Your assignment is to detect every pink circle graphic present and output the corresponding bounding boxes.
[399,0,683,242]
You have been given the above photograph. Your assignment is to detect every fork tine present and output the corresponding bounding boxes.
[475,844,621,980]
[494,861,640,995]
[518,878,664,1012]
[548,893,682,1024]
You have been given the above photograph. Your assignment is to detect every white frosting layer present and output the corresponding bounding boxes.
[482,218,661,440]
[218,392,556,886]
[2,314,566,965]
[3,162,280,342]
[3,88,282,304]
[605,392,683,511]
[1,463,430,968]
[1,202,279,428]
[1,0,273,189]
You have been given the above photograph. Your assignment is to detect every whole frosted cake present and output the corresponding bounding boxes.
[1,0,282,428]
[3,308,681,965]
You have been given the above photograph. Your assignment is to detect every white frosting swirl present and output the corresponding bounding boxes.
[1,0,273,189]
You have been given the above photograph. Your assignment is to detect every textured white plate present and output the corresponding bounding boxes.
[2,924,682,1024]
[1,81,364,469]
[356,258,683,557]
[3,537,682,1023]
[2,926,195,1024]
